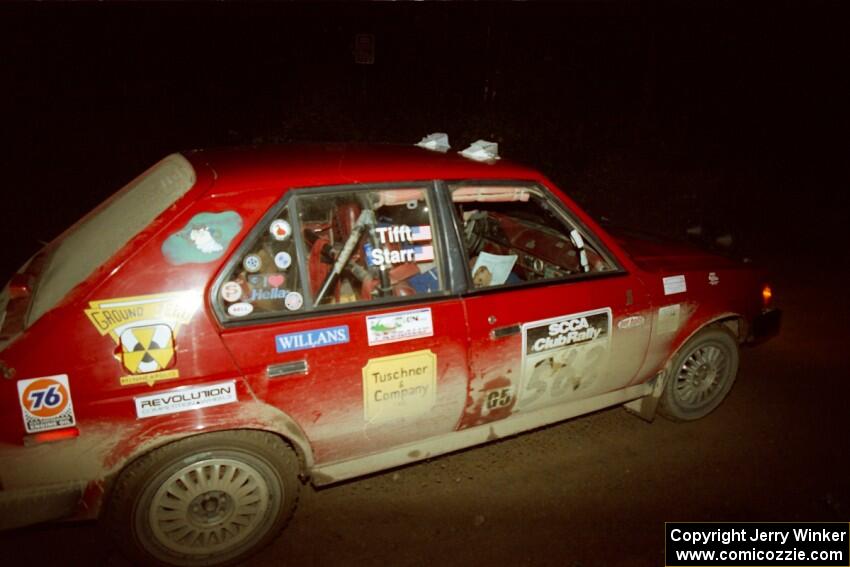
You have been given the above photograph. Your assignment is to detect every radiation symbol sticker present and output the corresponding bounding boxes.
[120,325,175,375]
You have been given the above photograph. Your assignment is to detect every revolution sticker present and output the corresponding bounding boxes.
[362,349,437,423]
[519,308,612,410]
[275,325,350,353]
[134,380,238,419]
[17,374,76,434]
[366,307,433,346]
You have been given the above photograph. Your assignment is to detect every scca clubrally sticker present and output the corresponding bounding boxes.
[17,374,76,434]
[519,308,612,410]
[84,291,201,386]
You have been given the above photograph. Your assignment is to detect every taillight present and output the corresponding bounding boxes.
[762,284,773,308]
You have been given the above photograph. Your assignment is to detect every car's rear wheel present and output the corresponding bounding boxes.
[659,327,739,421]
[104,430,300,566]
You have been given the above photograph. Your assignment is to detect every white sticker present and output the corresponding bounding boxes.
[243,254,262,273]
[135,380,238,419]
[284,291,303,311]
[366,307,434,346]
[708,272,719,286]
[228,302,254,317]
[662,275,687,295]
[617,315,646,330]
[657,304,681,334]
[269,219,292,241]
[17,374,76,434]
[220,281,242,303]
[274,251,292,270]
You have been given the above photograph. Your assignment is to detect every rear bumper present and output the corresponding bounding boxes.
[0,480,85,530]
[748,308,781,344]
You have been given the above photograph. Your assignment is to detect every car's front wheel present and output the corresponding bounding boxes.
[104,430,300,566]
[659,326,740,421]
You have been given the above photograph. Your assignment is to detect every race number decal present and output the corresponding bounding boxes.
[17,374,76,434]
[519,308,611,410]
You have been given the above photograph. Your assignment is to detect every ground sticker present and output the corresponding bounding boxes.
[84,291,200,386]
[362,349,437,423]
[17,374,76,434]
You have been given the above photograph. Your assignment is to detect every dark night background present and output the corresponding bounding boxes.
[1,2,849,566]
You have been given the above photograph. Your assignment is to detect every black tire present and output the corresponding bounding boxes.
[658,327,740,421]
[103,430,300,566]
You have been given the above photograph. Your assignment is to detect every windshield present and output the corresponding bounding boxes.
[26,154,196,326]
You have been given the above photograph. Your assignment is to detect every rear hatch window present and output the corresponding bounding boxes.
[0,154,196,344]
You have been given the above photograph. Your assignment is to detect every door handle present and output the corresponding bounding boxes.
[490,324,521,340]
[267,360,309,379]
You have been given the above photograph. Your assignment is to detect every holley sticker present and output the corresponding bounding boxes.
[366,307,433,346]
[134,380,238,419]
[17,374,76,434]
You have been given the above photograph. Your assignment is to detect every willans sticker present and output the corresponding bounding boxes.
[17,374,76,434]
[161,211,243,265]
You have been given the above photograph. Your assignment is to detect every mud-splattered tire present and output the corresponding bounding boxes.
[659,327,739,421]
[103,430,300,566]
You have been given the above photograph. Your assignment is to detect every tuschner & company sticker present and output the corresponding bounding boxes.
[134,380,238,419]
[362,349,437,423]
[17,374,76,434]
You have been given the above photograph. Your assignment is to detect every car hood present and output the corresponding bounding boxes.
[606,227,741,273]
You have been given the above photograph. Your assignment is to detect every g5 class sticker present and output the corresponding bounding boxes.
[362,349,437,423]
[161,211,243,265]
[519,308,612,410]
[84,291,201,386]
[17,374,76,434]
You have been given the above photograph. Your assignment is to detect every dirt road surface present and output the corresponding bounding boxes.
[3,255,848,566]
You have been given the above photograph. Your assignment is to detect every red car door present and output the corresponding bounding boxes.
[446,182,653,429]
[215,183,469,465]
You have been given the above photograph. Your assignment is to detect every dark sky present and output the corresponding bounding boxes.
[1,2,847,278]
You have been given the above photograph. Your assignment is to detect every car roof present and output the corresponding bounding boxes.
[185,143,543,193]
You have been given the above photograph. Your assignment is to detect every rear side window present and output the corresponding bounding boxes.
[215,184,445,321]
[28,154,196,326]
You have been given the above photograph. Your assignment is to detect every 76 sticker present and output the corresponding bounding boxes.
[17,374,76,434]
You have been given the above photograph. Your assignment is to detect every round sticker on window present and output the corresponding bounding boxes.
[284,291,303,311]
[227,302,254,317]
[274,251,292,270]
[269,219,291,241]
[220,281,242,303]
[243,254,262,273]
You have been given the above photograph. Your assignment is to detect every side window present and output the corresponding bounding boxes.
[218,207,304,319]
[450,183,616,289]
[216,185,443,321]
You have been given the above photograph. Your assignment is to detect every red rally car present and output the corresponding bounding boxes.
[0,141,780,565]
